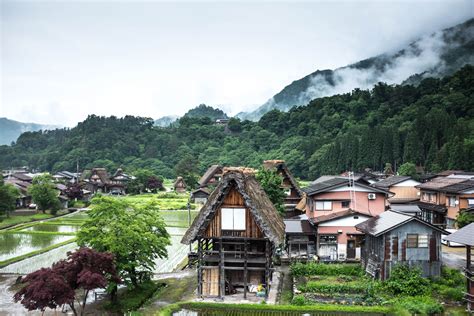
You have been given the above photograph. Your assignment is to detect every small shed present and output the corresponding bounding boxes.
[356,210,448,280]
[191,187,210,204]
[284,214,317,260]
[444,223,474,312]
[174,176,187,193]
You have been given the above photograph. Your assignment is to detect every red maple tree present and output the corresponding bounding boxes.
[14,247,120,316]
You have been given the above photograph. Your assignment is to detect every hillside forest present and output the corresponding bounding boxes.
[0,65,473,181]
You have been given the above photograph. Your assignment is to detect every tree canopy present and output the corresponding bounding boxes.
[28,174,60,213]
[0,179,19,218]
[77,196,170,288]
[1,65,473,179]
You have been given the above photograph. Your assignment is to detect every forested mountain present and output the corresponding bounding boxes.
[0,66,472,180]
[183,104,228,120]
[0,118,60,146]
[154,115,178,127]
[238,18,474,121]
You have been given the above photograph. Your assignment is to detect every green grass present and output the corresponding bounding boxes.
[114,193,196,210]
[158,302,390,316]
[104,280,165,313]
[0,213,54,229]
[0,237,77,268]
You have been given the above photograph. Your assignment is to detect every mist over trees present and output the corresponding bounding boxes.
[0,65,472,180]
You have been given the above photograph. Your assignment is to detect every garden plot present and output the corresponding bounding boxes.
[291,263,380,306]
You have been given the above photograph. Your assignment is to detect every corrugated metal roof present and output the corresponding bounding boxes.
[355,210,447,237]
[444,223,474,246]
[390,204,421,213]
[372,176,411,188]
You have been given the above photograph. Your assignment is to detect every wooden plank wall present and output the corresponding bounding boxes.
[202,267,219,296]
[204,186,263,238]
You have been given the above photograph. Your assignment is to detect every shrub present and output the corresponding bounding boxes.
[291,295,307,306]
[383,264,429,296]
[432,267,465,302]
[393,296,443,315]
[290,262,363,277]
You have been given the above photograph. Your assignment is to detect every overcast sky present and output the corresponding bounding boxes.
[1,0,473,126]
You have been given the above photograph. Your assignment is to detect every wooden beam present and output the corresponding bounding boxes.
[219,237,225,299]
[197,238,203,297]
[244,238,248,299]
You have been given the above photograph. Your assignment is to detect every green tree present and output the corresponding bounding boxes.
[456,211,474,228]
[397,162,417,179]
[255,168,286,216]
[0,179,19,218]
[175,155,199,190]
[77,196,170,291]
[28,174,60,214]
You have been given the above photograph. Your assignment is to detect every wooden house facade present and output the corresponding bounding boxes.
[263,160,303,218]
[181,169,285,299]
[356,210,448,280]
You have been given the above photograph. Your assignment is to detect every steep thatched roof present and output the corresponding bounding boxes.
[174,176,187,187]
[198,165,223,187]
[181,170,285,245]
[263,160,302,197]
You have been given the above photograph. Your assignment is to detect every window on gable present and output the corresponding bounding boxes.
[221,208,246,231]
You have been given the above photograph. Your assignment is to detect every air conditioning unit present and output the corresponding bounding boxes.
[368,193,376,200]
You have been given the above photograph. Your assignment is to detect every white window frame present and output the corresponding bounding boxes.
[418,234,429,248]
[316,201,332,211]
[447,196,456,207]
[221,207,246,231]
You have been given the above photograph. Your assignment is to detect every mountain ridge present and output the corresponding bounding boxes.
[237,18,474,121]
[0,117,61,145]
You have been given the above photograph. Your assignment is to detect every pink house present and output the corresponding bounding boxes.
[299,177,392,261]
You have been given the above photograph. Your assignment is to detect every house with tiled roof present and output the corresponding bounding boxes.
[296,176,392,261]
[372,176,421,205]
[416,177,474,228]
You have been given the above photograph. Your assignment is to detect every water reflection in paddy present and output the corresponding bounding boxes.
[21,224,80,234]
[0,233,74,261]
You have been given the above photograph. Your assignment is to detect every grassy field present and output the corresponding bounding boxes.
[0,211,72,230]
[116,193,197,210]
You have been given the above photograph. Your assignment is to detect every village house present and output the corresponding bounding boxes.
[283,214,317,260]
[181,168,285,300]
[263,160,303,218]
[81,168,111,194]
[174,176,187,193]
[356,210,448,280]
[372,176,421,205]
[191,187,210,204]
[52,171,80,183]
[198,165,223,188]
[298,176,392,261]
[416,177,474,228]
